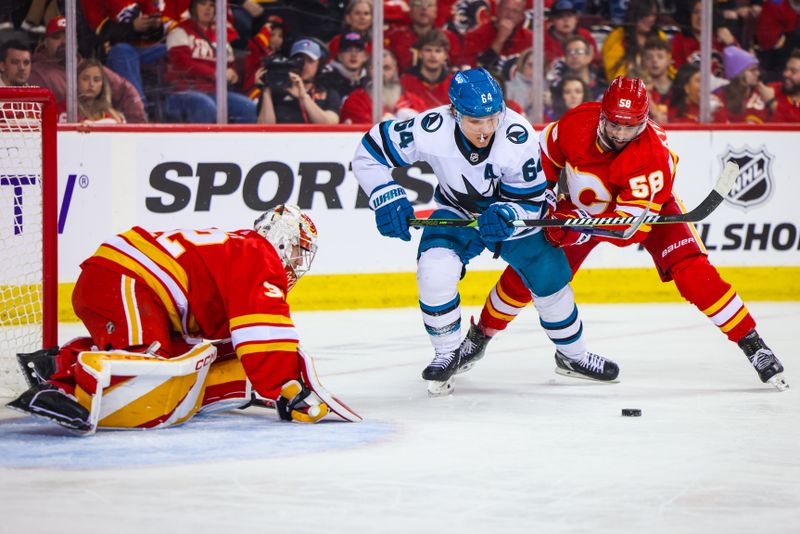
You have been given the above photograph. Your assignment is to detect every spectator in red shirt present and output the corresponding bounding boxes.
[755,0,800,75]
[400,29,455,108]
[671,0,737,76]
[164,0,256,123]
[339,49,428,123]
[461,0,531,69]
[328,0,374,60]
[544,1,598,69]
[385,0,463,73]
[768,47,800,121]
[641,38,673,123]
[668,62,727,123]
[719,45,774,123]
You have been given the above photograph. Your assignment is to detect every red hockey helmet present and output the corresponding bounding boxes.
[599,76,649,148]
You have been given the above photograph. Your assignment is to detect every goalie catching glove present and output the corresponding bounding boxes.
[277,380,331,423]
[543,198,592,247]
[276,348,362,423]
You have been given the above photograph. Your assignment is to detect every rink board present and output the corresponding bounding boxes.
[8,125,800,318]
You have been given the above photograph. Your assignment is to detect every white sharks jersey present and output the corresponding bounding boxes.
[351,105,548,239]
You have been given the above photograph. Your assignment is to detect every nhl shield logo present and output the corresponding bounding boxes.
[719,146,774,209]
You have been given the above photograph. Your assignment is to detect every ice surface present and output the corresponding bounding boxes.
[0,302,798,534]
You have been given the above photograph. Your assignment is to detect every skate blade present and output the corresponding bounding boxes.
[427,377,455,397]
[768,373,789,392]
[554,367,619,383]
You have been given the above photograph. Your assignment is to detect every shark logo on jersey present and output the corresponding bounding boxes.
[505,124,529,145]
[421,112,443,132]
[439,174,499,214]
[720,146,774,210]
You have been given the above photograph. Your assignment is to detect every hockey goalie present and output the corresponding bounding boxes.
[7,204,361,435]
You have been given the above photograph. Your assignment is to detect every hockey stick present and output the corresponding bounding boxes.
[409,161,739,231]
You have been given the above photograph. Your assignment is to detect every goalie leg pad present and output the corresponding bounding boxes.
[73,342,246,430]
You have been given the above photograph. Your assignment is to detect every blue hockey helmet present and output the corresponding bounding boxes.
[448,68,504,118]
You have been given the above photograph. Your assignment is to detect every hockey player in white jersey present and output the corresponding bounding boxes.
[351,67,618,395]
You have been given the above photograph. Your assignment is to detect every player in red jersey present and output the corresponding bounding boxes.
[8,205,361,434]
[457,77,789,391]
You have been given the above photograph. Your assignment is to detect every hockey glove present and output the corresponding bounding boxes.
[369,181,413,241]
[543,199,592,248]
[478,203,517,243]
[276,379,331,423]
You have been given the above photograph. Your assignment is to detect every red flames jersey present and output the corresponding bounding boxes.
[540,102,679,244]
[81,227,300,396]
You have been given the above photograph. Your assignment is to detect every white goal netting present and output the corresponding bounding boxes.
[0,99,47,396]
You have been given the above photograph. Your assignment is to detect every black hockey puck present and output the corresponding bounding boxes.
[621,409,642,417]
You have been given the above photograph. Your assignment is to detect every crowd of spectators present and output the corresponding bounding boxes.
[0,0,798,125]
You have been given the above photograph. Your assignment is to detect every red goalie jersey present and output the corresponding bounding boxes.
[540,102,679,244]
[78,226,301,399]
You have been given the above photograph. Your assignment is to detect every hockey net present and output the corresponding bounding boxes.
[0,88,57,397]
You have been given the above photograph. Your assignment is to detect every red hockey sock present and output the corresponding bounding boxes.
[670,255,755,343]
[478,266,533,334]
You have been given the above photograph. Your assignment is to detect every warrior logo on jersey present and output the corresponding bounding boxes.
[505,124,528,145]
[720,146,774,210]
[421,112,443,133]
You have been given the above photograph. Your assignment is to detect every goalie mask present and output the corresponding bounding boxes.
[254,204,318,290]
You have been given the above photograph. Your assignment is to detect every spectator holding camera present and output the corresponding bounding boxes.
[317,32,369,102]
[243,15,285,99]
[258,38,341,124]
[164,0,256,123]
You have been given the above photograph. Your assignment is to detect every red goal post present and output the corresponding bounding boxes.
[0,87,58,394]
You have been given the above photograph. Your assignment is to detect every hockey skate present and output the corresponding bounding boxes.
[456,319,493,375]
[422,348,460,396]
[16,347,59,388]
[6,382,92,434]
[738,331,789,391]
[554,351,620,382]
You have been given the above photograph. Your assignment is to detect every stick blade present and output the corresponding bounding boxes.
[715,161,739,197]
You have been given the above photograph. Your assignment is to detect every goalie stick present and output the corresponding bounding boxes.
[409,161,739,232]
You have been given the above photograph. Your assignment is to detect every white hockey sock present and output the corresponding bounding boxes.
[533,285,586,359]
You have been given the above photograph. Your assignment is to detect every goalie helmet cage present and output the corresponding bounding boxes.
[0,87,58,396]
